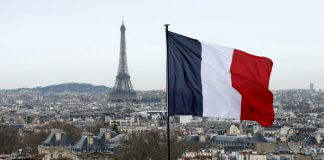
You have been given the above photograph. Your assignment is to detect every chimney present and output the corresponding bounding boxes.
[105,131,112,141]
[100,128,112,141]
[55,132,62,141]
[52,129,63,142]
[88,136,93,145]
[199,134,206,143]
[87,133,94,145]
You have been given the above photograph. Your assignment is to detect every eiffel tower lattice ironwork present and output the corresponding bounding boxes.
[109,21,137,102]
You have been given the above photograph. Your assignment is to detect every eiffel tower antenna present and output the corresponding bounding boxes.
[109,20,137,103]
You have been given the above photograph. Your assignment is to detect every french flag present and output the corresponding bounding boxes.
[167,31,274,127]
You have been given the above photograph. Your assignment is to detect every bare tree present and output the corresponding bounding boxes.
[0,125,19,154]
[125,131,203,160]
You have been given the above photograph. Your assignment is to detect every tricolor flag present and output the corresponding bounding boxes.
[167,31,274,127]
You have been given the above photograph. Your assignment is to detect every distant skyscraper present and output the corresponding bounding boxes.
[310,82,314,91]
[109,21,137,102]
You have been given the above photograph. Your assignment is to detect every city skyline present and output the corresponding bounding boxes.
[1,0,324,90]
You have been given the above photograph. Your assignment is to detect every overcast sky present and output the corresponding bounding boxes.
[0,0,324,90]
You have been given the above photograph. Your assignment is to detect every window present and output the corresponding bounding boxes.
[50,154,53,158]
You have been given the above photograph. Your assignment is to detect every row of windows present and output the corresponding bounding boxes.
[212,140,245,146]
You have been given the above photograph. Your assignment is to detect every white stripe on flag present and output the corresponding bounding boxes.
[200,42,242,119]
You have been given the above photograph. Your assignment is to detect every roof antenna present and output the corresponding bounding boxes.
[122,16,124,25]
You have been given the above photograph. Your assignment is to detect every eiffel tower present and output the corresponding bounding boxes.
[109,21,137,102]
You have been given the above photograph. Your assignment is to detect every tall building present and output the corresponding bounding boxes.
[109,21,137,102]
[310,82,314,91]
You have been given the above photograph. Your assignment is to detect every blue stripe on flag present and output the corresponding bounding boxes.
[167,31,203,116]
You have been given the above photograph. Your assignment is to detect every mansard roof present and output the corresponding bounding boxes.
[71,129,123,153]
[41,129,72,147]
[73,134,106,150]
[251,131,269,143]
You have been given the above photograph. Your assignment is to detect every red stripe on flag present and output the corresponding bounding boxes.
[230,49,274,126]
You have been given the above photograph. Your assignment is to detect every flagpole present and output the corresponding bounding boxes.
[164,24,171,160]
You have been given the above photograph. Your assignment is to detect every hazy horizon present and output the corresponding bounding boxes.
[0,81,321,91]
[1,0,324,90]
